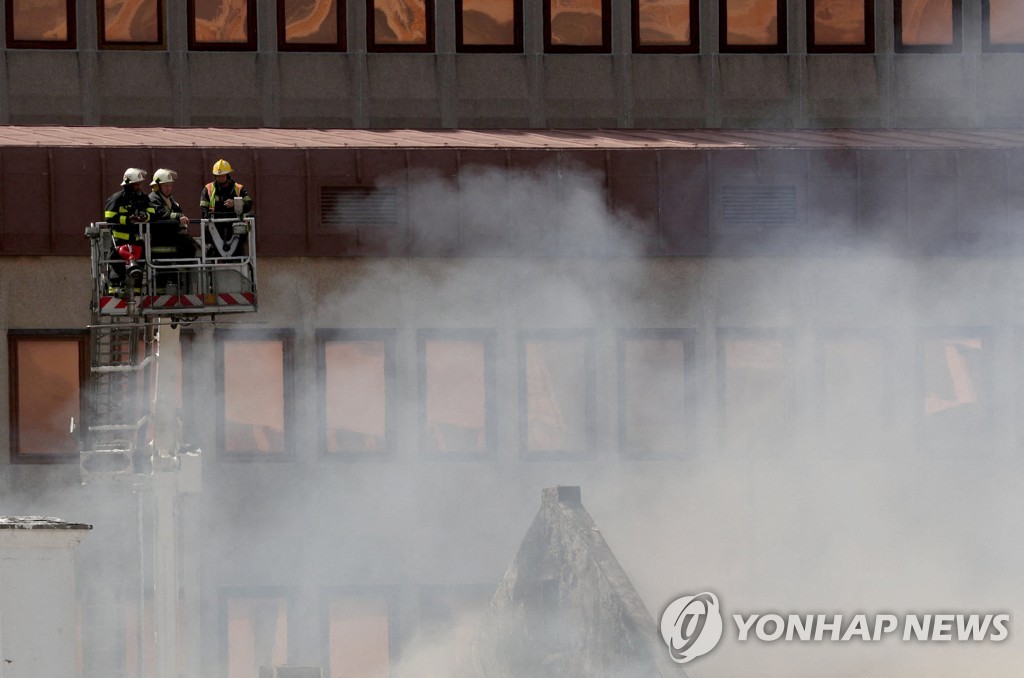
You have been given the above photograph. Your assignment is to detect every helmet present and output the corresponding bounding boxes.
[151,168,177,186]
[212,159,233,175]
[122,167,147,185]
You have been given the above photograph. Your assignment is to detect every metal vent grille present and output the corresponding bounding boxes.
[320,186,398,227]
[721,185,798,225]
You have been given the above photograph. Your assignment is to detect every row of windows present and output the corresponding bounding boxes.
[5,1,1020,54]
[9,326,997,462]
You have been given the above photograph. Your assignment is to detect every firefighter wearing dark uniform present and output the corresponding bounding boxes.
[200,159,252,257]
[148,168,197,260]
[104,168,155,288]
[104,167,155,247]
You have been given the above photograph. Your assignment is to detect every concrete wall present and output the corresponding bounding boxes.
[0,1,1022,129]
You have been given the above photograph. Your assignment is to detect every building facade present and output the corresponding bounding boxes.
[1,2,1023,677]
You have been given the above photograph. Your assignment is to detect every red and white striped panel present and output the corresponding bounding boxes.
[217,293,255,306]
[144,295,203,309]
[98,296,127,315]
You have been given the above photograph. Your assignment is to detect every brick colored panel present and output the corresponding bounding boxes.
[1,149,51,253]
[658,150,709,255]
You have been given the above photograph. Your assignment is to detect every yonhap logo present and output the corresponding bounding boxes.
[660,592,724,664]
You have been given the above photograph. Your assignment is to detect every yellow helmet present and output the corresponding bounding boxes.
[212,159,233,175]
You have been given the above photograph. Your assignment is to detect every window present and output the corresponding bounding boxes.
[618,330,694,456]
[456,0,522,52]
[895,0,961,53]
[188,0,257,50]
[807,0,874,53]
[419,330,495,456]
[367,0,434,51]
[98,0,163,48]
[519,331,595,457]
[920,331,990,452]
[223,591,289,678]
[216,330,293,457]
[983,0,1024,52]
[6,0,76,48]
[720,0,786,53]
[8,331,87,462]
[632,0,699,53]
[326,591,391,678]
[818,333,890,451]
[317,330,393,456]
[418,586,490,676]
[718,330,792,454]
[544,0,610,53]
[278,0,345,51]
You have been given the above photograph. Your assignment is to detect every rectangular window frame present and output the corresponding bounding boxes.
[320,586,396,678]
[716,327,794,455]
[543,0,611,54]
[631,0,700,54]
[895,0,962,54]
[316,329,395,459]
[8,330,88,464]
[982,0,1024,53]
[97,0,165,49]
[366,0,435,52]
[220,586,295,677]
[617,328,696,458]
[277,0,346,52]
[215,328,294,461]
[807,0,874,53]
[815,329,894,448]
[518,329,597,460]
[187,0,258,51]
[5,0,77,49]
[417,329,496,459]
[917,327,992,453]
[719,0,787,54]
[455,0,523,53]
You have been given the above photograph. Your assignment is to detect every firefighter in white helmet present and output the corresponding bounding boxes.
[200,159,252,257]
[148,168,197,261]
[103,168,156,288]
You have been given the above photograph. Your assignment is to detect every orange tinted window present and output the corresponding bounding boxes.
[223,340,286,453]
[11,0,69,41]
[102,0,160,43]
[549,0,603,46]
[922,335,989,447]
[637,0,691,45]
[283,0,339,43]
[324,341,387,453]
[13,338,80,457]
[525,338,589,453]
[424,339,487,453]
[194,0,250,42]
[821,336,887,443]
[901,0,954,45]
[721,336,789,452]
[227,597,288,678]
[724,0,779,46]
[373,0,428,44]
[622,337,686,453]
[813,0,867,45]
[988,0,1024,44]
[328,596,389,678]
[462,0,515,45]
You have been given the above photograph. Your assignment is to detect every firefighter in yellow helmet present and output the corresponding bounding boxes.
[200,159,252,257]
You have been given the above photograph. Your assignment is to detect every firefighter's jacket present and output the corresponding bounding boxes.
[148,190,196,259]
[104,187,155,245]
[199,178,252,219]
[200,178,252,257]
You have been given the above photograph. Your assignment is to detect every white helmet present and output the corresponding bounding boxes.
[122,167,147,185]
[151,168,177,187]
